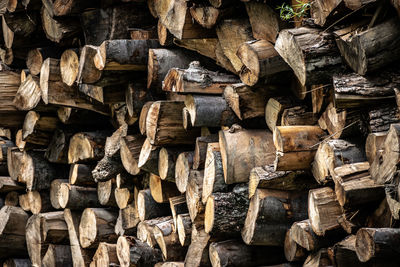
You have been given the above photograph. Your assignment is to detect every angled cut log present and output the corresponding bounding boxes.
[137,216,172,248]
[284,230,307,262]
[193,134,218,170]
[159,146,192,182]
[68,131,108,164]
[13,74,41,111]
[120,135,145,176]
[265,97,297,132]
[176,151,195,192]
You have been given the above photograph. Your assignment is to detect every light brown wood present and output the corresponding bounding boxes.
[149,173,180,203]
[137,189,170,221]
[68,131,108,164]
[175,151,194,193]
[116,235,162,267]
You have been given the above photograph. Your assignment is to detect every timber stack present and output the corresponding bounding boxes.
[0,0,400,266]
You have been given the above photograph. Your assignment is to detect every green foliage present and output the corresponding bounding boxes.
[277,1,310,21]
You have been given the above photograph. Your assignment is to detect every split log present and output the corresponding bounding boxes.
[51,182,100,210]
[7,147,24,182]
[138,138,161,175]
[139,101,154,135]
[22,111,58,146]
[45,129,73,164]
[63,209,95,267]
[219,128,275,184]
[137,189,170,221]
[79,208,118,249]
[275,27,343,86]
[114,183,135,210]
[303,248,333,267]
[120,135,146,176]
[114,203,140,236]
[237,40,290,86]
[205,184,249,237]
[149,173,180,203]
[68,131,108,164]
[273,125,325,152]
[175,151,194,193]
[355,227,400,262]
[163,62,239,95]
[186,170,205,223]
[193,134,218,170]
[91,242,119,267]
[0,206,28,257]
[159,147,191,182]
[97,179,118,207]
[249,165,316,198]
[202,142,229,204]
[289,220,327,252]
[308,187,343,236]
[176,213,192,246]
[281,106,318,126]
[146,101,200,146]
[60,49,79,86]
[137,216,172,248]
[216,19,253,72]
[42,244,72,267]
[224,83,274,121]
[50,179,68,210]
[41,7,81,43]
[153,218,188,261]
[265,97,296,132]
[189,5,220,29]
[312,139,366,185]
[284,230,307,262]
[184,95,238,128]
[13,74,41,111]
[184,220,210,267]
[209,240,285,267]
[80,3,155,46]
[116,236,162,267]
[157,21,174,47]
[335,18,400,75]
[69,164,95,186]
[365,132,387,164]
[332,68,399,109]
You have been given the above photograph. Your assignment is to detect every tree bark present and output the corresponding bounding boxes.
[137,189,170,221]
[116,235,162,267]
[68,164,95,186]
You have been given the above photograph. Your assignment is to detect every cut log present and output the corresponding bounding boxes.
[209,240,285,267]
[355,227,400,262]
[289,219,326,252]
[189,5,220,29]
[125,81,154,121]
[163,62,239,95]
[137,216,172,248]
[265,97,296,132]
[202,142,229,204]
[27,190,54,215]
[193,134,218,170]
[216,19,253,73]
[308,187,343,236]
[26,47,63,76]
[370,123,400,184]
[91,242,119,267]
[169,195,188,229]
[114,187,135,210]
[138,138,161,175]
[273,126,325,152]
[205,184,249,237]
[146,101,200,146]
[242,189,308,246]
[281,106,318,126]
[120,135,145,176]
[237,40,290,86]
[13,74,41,111]
[68,131,108,164]
[275,27,343,86]
[365,132,387,164]
[159,146,191,182]
[97,179,118,207]
[42,244,72,267]
[0,206,28,257]
[303,248,333,267]
[184,95,238,128]
[45,129,73,164]
[153,218,188,261]
[176,213,192,246]
[52,182,100,210]
[186,170,205,223]
[63,209,95,267]
[312,139,366,185]
[116,235,162,267]
[69,164,95,186]
[137,189,170,221]
[219,128,275,184]
[79,208,118,249]
[284,230,307,262]
[114,203,140,236]
[22,111,58,146]
[184,221,210,267]
[335,18,400,75]
[175,152,194,193]
[149,173,180,203]
[249,165,316,198]
[332,69,399,109]
[5,191,19,206]
[60,49,79,86]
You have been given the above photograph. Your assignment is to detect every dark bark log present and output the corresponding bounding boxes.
[193,134,218,170]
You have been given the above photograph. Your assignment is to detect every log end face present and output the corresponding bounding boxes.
[137,190,146,221]
[204,196,215,234]
[79,208,97,249]
[26,49,43,76]
[158,148,169,180]
[241,191,259,245]
[59,183,70,209]
[116,236,130,267]
[60,49,79,86]
[68,133,94,164]
[22,111,40,141]
[355,228,375,262]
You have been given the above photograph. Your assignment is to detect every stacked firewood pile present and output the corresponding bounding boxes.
[0,0,400,266]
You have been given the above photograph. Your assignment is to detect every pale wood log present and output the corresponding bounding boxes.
[63,209,95,267]
[114,203,140,236]
[120,135,145,176]
[153,218,188,261]
[50,179,68,210]
[265,97,296,132]
[114,185,135,210]
[159,146,191,182]
[137,216,172,248]
[303,248,333,267]
[79,208,118,249]
[284,230,307,262]
[7,147,23,182]
[139,101,154,135]
[60,49,79,86]
[91,242,119,267]
[26,47,63,76]
[237,40,290,86]
[175,151,194,193]
[186,170,205,223]
[184,220,211,267]
[274,152,317,171]
[289,219,327,252]
[249,165,316,198]
[42,244,72,267]
[176,213,192,246]
[312,139,366,185]
[163,62,239,95]
[275,27,343,86]
[173,38,218,62]
[273,125,325,152]
[69,164,95,186]
[242,189,308,246]
[149,174,180,203]
[169,195,188,229]
[308,187,343,236]
[157,20,174,47]
[97,179,118,207]
[137,189,170,221]
[27,190,54,215]
[365,132,387,164]
[116,235,162,267]
[22,111,58,146]
[189,5,222,29]
[68,131,108,164]
[209,239,285,267]
[52,182,100,210]
[205,184,249,237]
[219,128,275,184]
[13,74,41,111]
[193,134,218,170]
[138,138,161,175]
